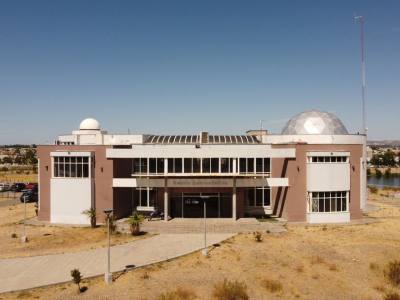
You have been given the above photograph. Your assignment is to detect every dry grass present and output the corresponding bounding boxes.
[0,172,37,183]
[157,287,197,300]
[385,261,400,287]
[310,255,325,265]
[384,292,400,300]
[370,262,380,271]
[1,188,400,299]
[261,278,283,293]
[0,203,152,258]
[213,279,248,300]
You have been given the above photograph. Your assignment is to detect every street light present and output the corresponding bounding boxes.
[21,194,27,243]
[200,195,210,256]
[103,208,113,284]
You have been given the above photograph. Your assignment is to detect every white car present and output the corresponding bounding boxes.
[0,183,10,192]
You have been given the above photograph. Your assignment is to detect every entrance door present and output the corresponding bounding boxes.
[170,192,232,218]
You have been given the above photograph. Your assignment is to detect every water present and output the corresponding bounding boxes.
[367,175,400,187]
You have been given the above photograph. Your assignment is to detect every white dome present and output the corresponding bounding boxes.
[281,110,348,135]
[79,118,101,130]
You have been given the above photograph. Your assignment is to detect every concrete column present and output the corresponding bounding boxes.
[232,178,237,220]
[164,188,168,221]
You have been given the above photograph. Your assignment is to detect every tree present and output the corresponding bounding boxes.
[2,156,12,164]
[127,212,145,236]
[82,208,96,228]
[24,149,37,165]
[382,150,396,167]
[70,269,82,293]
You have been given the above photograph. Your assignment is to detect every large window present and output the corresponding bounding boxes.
[309,156,348,163]
[220,158,236,173]
[133,158,148,174]
[256,158,270,173]
[245,187,271,207]
[168,158,182,173]
[149,158,164,174]
[184,158,201,173]
[135,188,156,208]
[53,156,90,178]
[239,158,260,174]
[309,191,348,212]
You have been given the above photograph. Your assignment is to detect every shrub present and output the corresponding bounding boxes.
[329,264,338,271]
[385,168,392,177]
[384,292,400,300]
[157,287,196,300]
[368,186,378,194]
[213,279,248,300]
[369,262,379,271]
[310,256,325,265]
[367,168,372,176]
[82,208,96,228]
[0,166,8,172]
[295,265,304,273]
[128,212,145,236]
[385,260,400,287]
[141,271,150,279]
[262,278,283,293]
[376,169,383,177]
[253,231,263,242]
[70,269,82,293]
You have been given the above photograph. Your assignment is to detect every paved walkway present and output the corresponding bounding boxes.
[117,218,287,234]
[0,233,233,294]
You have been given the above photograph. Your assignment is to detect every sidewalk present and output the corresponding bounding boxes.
[117,217,287,234]
[0,233,233,293]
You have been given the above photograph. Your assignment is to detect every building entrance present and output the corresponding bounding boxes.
[170,192,232,218]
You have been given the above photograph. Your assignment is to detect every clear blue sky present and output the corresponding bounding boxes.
[0,0,399,144]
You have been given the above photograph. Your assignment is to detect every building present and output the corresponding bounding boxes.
[37,110,367,224]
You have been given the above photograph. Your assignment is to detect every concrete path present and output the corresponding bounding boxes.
[117,218,287,234]
[0,233,233,294]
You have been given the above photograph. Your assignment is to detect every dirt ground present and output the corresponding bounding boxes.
[0,203,151,259]
[0,172,37,184]
[1,189,400,300]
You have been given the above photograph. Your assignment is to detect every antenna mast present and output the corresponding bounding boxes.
[354,15,366,135]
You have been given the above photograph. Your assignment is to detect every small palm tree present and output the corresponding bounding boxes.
[128,212,145,236]
[82,208,96,228]
[70,268,82,293]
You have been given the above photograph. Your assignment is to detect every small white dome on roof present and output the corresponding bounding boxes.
[79,118,101,130]
[281,110,348,135]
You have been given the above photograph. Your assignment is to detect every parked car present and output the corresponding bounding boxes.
[20,191,38,203]
[0,183,10,192]
[25,183,38,191]
[10,183,26,192]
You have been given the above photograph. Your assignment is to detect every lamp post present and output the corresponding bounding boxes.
[200,195,209,256]
[21,194,27,243]
[103,209,113,284]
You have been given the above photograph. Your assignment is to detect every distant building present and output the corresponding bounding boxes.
[37,110,367,224]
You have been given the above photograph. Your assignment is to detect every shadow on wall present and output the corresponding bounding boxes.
[273,158,292,217]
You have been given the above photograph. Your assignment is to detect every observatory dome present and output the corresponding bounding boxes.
[281,110,348,135]
[79,118,101,130]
